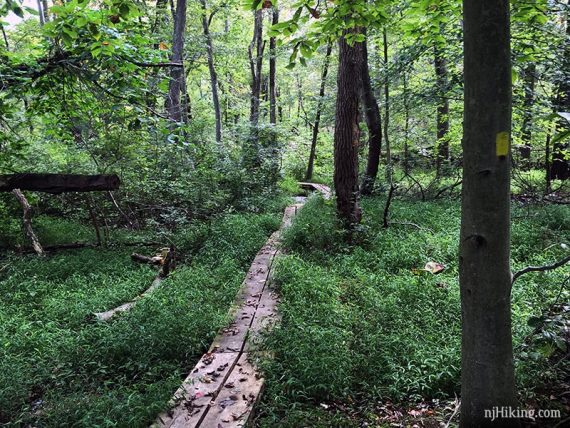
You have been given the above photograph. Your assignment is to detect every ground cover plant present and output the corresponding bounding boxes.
[255,194,569,427]
[0,209,281,426]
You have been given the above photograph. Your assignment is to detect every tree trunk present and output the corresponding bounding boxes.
[360,36,383,196]
[248,9,264,128]
[41,0,49,23]
[519,63,535,162]
[200,0,222,143]
[550,14,569,181]
[12,189,44,256]
[165,0,188,123]
[435,43,450,176]
[545,131,552,193]
[403,71,410,174]
[382,29,391,173]
[460,1,518,426]
[2,26,9,50]
[334,29,362,228]
[305,43,332,181]
[36,0,45,25]
[269,8,279,125]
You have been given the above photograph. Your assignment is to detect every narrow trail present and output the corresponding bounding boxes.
[154,183,330,428]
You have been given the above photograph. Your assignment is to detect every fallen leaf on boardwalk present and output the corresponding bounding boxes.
[423,261,445,274]
[219,397,236,409]
[201,375,213,383]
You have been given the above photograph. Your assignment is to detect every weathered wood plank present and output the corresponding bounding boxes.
[154,352,241,428]
[197,353,264,428]
[297,182,332,199]
[154,195,321,428]
[0,173,120,193]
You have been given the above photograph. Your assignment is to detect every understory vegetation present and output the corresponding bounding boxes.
[256,193,569,427]
[0,207,282,426]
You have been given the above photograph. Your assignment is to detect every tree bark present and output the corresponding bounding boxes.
[36,0,45,26]
[0,174,120,193]
[305,43,332,181]
[41,0,49,23]
[519,63,535,162]
[12,189,44,256]
[334,29,362,228]
[382,29,391,170]
[200,0,222,143]
[165,0,188,123]
[269,8,279,125]
[550,13,570,181]
[435,43,450,176]
[403,71,410,174]
[460,1,518,426]
[248,9,264,128]
[360,36,383,196]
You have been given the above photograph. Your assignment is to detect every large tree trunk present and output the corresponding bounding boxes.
[460,1,518,426]
[360,36,383,196]
[435,43,450,176]
[305,43,332,181]
[269,8,278,125]
[200,0,222,143]
[0,174,120,193]
[334,28,362,228]
[165,0,188,123]
[12,189,44,256]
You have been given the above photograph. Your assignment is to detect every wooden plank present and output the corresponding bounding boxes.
[0,173,120,193]
[154,201,305,428]
[197,353,264,428]
[297,182,331,199]
[154,352,241,428]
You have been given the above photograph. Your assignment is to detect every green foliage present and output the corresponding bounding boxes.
[257,196,569,423]
[0,208,280,426]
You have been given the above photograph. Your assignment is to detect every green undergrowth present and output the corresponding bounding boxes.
[0,208,282,426]
[256,195,569,427]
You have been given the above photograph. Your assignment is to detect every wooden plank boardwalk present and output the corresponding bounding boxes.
[154,183,330,428]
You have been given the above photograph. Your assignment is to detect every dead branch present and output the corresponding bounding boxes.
[93,275,163,321]
[512,254,570,285]
[12,189,44,256]
[131,253,162,265]
[434,179,463,199]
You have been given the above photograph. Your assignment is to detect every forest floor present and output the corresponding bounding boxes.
[0,206,284,426]
[253,194,569,428]
[0,188,568,427]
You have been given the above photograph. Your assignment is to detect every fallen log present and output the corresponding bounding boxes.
[12,189,44,256]
[93,275,163,321]
[0,173,120,194]
[131,253,162,265]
